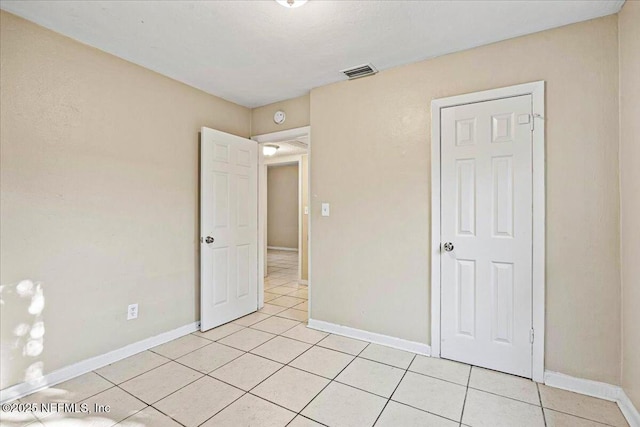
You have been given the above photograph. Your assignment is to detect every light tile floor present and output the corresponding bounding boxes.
[1,251,629,427]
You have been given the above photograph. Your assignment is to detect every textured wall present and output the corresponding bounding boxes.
[310,16,621,384]
[267,164,299,249]
[0,11,250,389]
[251,94,310,136]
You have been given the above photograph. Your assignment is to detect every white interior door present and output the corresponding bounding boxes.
[440,95,533,378]
[200,127,258,331]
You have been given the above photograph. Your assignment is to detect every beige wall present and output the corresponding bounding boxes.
[0,11,250,389]
[1,5,633,396]
[310,15,621,384]
[267,164,299,249]
[251,94,310,136]
[619,0,640,410]
[301,155,309,281]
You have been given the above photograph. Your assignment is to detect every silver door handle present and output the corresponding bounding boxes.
[443,242,454,252]
[201,236,214,244]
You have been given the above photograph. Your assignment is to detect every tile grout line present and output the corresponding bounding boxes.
[194,323,325,423]
[193,324,313,425]
[192,391,248,427]
[101,389,160,427]
[291,340,373,425]
[285,413,330,427]
[140,362,248,427]
[538,382,548,427]
[190,323,449,424]
[458,364,473,425]
[466,385,544,407]
[28,379,121,422]
[390,398,467,426]
[538,406,621,427]
[173,348,246,377]
[371,353,417,426]
[386,353,470,425]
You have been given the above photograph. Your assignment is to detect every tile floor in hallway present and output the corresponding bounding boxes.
[1,251,629,427]
[264,249,307,317]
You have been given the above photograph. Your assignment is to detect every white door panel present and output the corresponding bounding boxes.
[441,95,533,378]
[201,127,258,331]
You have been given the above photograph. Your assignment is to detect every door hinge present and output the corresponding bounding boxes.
[529,328,535,344]
[532,113,544,132]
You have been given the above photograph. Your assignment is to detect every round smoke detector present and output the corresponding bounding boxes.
[274,110,286,125]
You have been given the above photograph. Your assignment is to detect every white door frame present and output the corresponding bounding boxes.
[430,81,545,382]
[252,126,311,309]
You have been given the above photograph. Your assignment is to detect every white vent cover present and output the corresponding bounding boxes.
[341,63,378,80]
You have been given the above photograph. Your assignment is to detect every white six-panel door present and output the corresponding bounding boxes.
[440,95,533,378]
[200,127,258,331]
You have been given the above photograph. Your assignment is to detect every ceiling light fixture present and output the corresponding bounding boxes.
[276,0,308,8]
[263,144,280,156]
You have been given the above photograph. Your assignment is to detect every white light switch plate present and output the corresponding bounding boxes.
[127,304,138,320]
[304,206,309,215]
[321,203,330,217]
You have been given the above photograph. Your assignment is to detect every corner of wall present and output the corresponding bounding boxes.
[617,0,640,415]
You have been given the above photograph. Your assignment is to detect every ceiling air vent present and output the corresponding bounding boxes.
[341,63,378,80]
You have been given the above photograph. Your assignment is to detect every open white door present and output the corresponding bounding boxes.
[440,95,533,378]
[200,127,258,331]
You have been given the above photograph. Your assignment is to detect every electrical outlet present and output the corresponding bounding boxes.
[127,303,138,320]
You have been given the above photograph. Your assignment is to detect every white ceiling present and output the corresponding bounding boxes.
[1,0,624,108]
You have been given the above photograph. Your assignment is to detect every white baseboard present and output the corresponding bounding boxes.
[0,321,200,404]
[619,390,640,427]
[545,371,639,427]
[307,318,431,356]
[544,371,621,401]
[267,246,298,252]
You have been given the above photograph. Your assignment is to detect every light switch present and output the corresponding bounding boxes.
[321,203,330,217]
[304,206,309,215]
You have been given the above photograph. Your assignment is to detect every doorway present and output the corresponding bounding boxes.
[430,82,545,382]
[253,127,311,317]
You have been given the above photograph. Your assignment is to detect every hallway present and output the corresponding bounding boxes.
[263,249,307,318]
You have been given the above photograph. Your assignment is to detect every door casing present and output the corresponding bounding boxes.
[430,81,545,382]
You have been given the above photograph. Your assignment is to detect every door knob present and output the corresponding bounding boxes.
[202,236,214,244]
[443,242,454,252]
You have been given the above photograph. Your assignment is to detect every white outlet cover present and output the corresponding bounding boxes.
[127,304,138,320]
